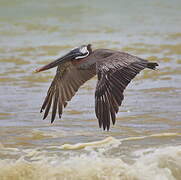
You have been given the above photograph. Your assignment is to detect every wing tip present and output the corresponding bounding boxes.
[43,115,47,120]
[147,62,159,70]
[101,124,110,131]
[51,119,55,124]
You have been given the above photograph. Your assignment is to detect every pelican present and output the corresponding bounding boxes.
[35,44,158,130]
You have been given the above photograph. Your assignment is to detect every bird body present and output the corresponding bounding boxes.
[36,44,158,130]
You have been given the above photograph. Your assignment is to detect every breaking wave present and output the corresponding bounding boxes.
[0,134,181,180]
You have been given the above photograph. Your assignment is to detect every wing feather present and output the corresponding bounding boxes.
[41,62,96,123]
[95,51,158,130]
[51,89,58,123]
[43,93,53,120]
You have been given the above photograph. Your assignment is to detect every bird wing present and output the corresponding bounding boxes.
[41,62,95,123]
[95,51,153,130]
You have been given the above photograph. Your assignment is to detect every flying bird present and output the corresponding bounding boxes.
[35,44,158,130]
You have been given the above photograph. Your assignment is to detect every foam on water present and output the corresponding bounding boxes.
[60,136,120,150]
[0,136,181,180]
[59,133,181,150]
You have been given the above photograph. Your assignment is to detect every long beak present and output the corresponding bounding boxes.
[35,50,81,73]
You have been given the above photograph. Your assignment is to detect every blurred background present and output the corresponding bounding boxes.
[0,0,181,179]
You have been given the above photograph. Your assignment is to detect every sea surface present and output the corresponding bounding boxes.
[0,0,181,179]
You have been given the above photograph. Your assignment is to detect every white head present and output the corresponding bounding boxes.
[73,44,92,59]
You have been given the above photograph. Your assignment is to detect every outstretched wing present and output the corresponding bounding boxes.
[41,62,96,123]
[95,51,158,130]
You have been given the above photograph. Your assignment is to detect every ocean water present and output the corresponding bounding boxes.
[0,0,181,179]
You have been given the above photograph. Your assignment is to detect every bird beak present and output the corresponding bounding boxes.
[35,48,82,73]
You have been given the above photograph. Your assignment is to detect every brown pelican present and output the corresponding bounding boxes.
[35,44,158,130]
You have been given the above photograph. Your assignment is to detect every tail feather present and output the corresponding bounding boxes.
[147,62,159,70]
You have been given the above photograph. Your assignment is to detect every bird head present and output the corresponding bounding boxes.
[35,44,92,72]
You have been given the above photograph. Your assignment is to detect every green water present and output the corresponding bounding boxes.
[0,0,181,179]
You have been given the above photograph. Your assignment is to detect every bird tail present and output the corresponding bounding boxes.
[147,62,159,70]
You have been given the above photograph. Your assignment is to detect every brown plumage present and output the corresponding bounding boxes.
[36,44,158,130]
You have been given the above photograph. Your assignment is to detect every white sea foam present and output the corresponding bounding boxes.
[0,135,180,180]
